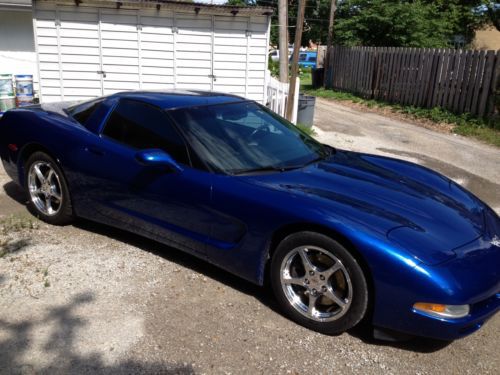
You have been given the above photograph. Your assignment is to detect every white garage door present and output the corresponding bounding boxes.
[34,4,269,103]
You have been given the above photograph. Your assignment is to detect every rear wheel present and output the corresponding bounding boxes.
[270,231,368,335]
[24,152,73,225]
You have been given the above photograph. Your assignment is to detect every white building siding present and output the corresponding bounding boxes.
[34,2,271,104]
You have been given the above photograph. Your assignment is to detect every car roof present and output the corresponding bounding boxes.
[111,90,246,110]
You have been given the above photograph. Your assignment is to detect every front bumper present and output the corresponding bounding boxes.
[371,212,500,340]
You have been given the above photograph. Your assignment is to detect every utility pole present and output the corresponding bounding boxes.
[278,0,288,83]
[324,0,337,87]
[286,0,307,121]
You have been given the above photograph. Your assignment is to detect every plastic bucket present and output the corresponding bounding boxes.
[296,94,316,127]
[0,74,14,97]
[15,75,34,96]
[0,96,16,113]
[16,94,34,107]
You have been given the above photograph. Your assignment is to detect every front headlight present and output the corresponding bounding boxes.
[413,302,470,319]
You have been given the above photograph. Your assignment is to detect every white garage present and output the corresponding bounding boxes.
[33,0,273,103]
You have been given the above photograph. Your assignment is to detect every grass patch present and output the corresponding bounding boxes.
[296,123,316,137]
[303,88,500,147]
[0,214,40,235]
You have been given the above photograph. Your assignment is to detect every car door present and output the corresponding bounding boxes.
[75,98,213,255]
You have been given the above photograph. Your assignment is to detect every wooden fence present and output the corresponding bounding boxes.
[325,46,500,118]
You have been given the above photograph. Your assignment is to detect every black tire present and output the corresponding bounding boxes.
[24,151,73,225]
[270,231,368,335]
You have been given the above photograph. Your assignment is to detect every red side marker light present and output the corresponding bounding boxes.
[7,144,18,152]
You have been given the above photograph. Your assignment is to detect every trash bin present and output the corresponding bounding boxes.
[312,68,324,89]
[296,94,316,127]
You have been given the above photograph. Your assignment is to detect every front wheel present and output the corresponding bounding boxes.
[24,151,73,225]
[270,232,368,335]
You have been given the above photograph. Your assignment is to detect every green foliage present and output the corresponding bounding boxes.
[296,123,317,136]
[303,87,500,147]
[334,0,486,48]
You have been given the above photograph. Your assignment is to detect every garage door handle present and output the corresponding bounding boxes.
[84,146,105,156]
[97,70,107,78]
[208,74,217,82]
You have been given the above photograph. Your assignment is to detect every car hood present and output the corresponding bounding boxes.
[244,150,486,265]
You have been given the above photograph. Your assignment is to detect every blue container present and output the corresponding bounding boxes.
[15,75,34,96]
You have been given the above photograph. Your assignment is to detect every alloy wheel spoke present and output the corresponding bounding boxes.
[307,293,318,317]
[298,248,316,273]
[281,274,305,287]
[34,165,46,183]
[45,196,55,215]
[50,188,62,200]
[46,169,55,183]
[324,288,347,309]
[323,263,342,279]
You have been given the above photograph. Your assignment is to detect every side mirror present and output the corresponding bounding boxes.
[135,149,183,173]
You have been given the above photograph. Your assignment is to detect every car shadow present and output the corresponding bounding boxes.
[3,181,452,353]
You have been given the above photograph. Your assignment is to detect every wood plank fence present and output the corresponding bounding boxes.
[325,46,500,118]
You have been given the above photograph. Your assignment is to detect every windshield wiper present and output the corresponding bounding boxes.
[231,165,289,175]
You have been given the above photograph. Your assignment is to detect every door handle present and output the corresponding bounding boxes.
[84,146,105,156]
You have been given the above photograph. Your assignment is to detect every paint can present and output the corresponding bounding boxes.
[0,96,16,113]
[0,74,14,97]
[16,95,34,107]
[15,75,34,96]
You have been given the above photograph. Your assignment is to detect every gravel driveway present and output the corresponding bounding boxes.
[1,100,499,374]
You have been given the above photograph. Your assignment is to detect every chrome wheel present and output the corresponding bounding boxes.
[280,245,353,322]
[28,161,63,216]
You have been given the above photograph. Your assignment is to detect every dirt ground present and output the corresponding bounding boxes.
[1,100,499,374]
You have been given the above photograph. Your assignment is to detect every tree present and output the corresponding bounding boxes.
[334,0,487,48]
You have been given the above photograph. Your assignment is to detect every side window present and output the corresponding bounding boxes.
[69,99,103,127]
[299,53,307,61]
[308,56,316,62]
[102,99,189,165]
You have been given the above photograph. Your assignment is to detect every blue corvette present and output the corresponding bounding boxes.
[0,91,499,341]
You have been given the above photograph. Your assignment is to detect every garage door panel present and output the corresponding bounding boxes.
[213,69,246,78]
[101,30,138,41]
[61,80,102,89]
[59,28,97,39]
[102,56,139,66]
[176,44,212,53]
[104,73,140,82]
[140,41,174,52]
[176,75,212,84]
[102,48,138,58]
[101,64,139,74]
[59,37,99,47]
[142,75,174,84]
[36,27,58,37]
[176,34,212,44]
[101,39,138,51]
[140,34,174,44]
[60,46,100,56]
[38,45,59,54]
[177,51,211,61]
[141,15,173,27]
[175,59,211,69]
[104,81,140,90]
[214,77,245,86]
[214,45,246,54]
[176,67,211,77]
[62,54,100,64]
[59,10,98,23]
[176,83,212,91]
[141,66,173,76]
[214,61,246,70]
[39,53,59,63]
[214,53,246,63]
[62,71,100,80]
[61,63,101,72]
[37,36,58,46]
[141,82,175,90]
[140,50,173,59]
[60,21,98,30]
[214,36,247,46]
[141,58,174,68]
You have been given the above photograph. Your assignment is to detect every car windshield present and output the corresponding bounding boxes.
[169,101,330,175]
